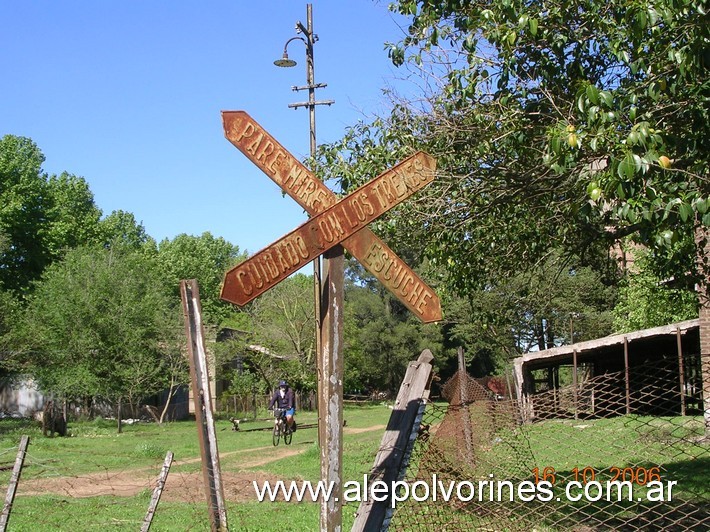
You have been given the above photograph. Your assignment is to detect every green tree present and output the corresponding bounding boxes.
[241,273,317,392]
[314,0,709,298]
[157,232,245,326]
[613,250,698,332]
[0,135,52,292]
[18,245,181,426]
[344,259,444,393]
[0,135,106,293]
[45,172,102,259]
[436,256,617,382]
[98,210,155,252]
[0,290,20,369]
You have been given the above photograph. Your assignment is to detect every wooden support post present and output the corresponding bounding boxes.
[505,370,514,402]
[319,246,344,532]
[676,327,686,416]
[624,337,631,415]
[694,226,710,433]
[458,347,474,466]
[141,451,174,532]
[180,280,228,532]
[513,360,532,422]
[352,350,434,532]
[0,435,29,531]
[314,259,324,449]
[572,350,578,420]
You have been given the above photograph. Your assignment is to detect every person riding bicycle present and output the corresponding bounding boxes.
[268,380,296,432]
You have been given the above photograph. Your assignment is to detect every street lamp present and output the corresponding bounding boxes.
[274,37,300,68]
[273,2,334,441]
[273,4,334,158]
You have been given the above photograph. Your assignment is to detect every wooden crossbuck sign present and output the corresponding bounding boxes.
[222,152,435,306]
[220,111,442,323]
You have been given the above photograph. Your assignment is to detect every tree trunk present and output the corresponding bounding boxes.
[159,378,176,424]
[546,320,555,349]
[537,321,546,351]
[117,397,123,434]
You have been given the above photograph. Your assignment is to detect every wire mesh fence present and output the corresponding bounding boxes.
[388,353,709,531]
[0,433,214,530]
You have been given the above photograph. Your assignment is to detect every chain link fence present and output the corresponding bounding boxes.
[388,354,709,530]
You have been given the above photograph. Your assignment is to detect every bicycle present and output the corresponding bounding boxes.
[271,408,293,446]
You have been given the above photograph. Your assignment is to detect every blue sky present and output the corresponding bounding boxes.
[0,1,411,255]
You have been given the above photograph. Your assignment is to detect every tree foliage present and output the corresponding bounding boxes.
[18,246,181,409]
[344,258,444,392]
[314,0,709,298]
[0,135,106,293]
[613,250,698,331]
[0,290,20,367]
[238,273,317,392]
[433,253,617,381]
[97,210,154,252]
[45,172,102,258]
[156,232,245,326]
[0,135,53,292]
[0,135,257,418]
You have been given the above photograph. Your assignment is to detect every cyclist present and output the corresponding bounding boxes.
[268,380,296,432]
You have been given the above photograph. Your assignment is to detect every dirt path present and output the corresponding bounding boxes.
[17,423,386,502]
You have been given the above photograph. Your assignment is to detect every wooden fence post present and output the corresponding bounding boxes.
[0,435,29,531]
[180,279,228,531]
[351,349,434,532]
[141,451,174,532]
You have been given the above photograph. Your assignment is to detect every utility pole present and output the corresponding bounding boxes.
[274,6,341,530]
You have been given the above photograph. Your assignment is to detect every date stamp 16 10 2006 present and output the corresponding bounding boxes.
[532,466,678,503]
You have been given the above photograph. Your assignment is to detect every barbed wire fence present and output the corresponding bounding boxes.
[388,352,709,531]
[0,414,214,530]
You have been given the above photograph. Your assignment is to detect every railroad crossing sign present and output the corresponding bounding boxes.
[220,111,442,323]
[222,151,435,305]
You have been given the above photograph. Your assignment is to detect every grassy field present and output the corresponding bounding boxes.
[1,406,707,530]
[0,404,393,531]
[391,407,709,531]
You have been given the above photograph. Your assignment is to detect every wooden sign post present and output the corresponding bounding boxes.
[219,111,438,531]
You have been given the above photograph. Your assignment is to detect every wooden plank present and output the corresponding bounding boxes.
[319,246,344,532]
[0,435,29,531]
[180,280,228,531]
[458,347,474,466]
[222,111,442,323]
[221,152,435,306]
[141,451,174,532]
[351,350,433,532]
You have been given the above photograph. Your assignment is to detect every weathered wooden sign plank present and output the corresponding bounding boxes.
[221,152,435,306]
[222,111,442,323]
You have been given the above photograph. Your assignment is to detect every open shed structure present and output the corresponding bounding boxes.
[513,319,704,422]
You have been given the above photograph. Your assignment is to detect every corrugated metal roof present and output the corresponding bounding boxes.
[515,318,699,367]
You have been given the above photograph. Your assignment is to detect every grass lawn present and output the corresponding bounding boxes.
[1,406,706,530]
[0,403,392,531]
